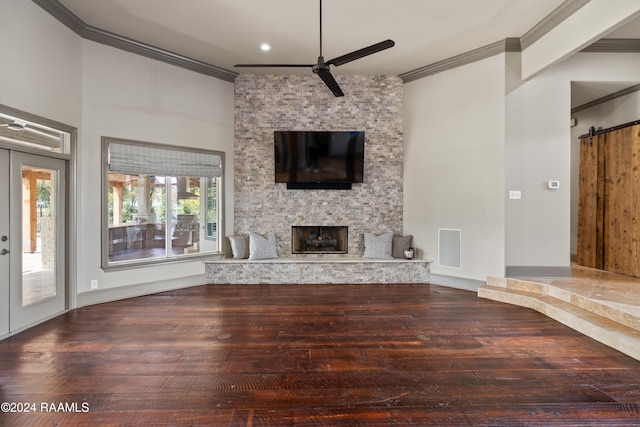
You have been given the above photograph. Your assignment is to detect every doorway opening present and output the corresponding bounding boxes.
[0,105,75,338]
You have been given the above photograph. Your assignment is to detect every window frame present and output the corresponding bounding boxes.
[101,137,225,270]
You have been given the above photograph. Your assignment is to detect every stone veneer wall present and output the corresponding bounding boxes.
[205,259,430,284]
[234,74,403,257]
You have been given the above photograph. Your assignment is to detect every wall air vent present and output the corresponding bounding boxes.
[438,228,461,269]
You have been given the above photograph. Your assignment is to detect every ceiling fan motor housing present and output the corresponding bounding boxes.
[312,57,329,74]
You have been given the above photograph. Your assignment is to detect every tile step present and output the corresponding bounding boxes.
[484,277,640,332]
[479,285,640,361]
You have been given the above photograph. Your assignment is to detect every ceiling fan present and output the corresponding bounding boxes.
[0,120,61,140]
[234,0,395,97]
[0,120,28,131]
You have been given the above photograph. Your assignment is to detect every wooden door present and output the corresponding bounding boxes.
[576,133,604,269]
[602,123,640,276]
[577,122,640,277]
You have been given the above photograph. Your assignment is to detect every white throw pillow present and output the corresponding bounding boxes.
[249,232,278,260]
[228,235,249,259]
[363,232,394,259]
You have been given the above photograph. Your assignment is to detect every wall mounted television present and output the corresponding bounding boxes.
[274,131,365,189]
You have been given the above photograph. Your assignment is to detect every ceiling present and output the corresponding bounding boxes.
[56,0,571,77]
[44,0,640,106]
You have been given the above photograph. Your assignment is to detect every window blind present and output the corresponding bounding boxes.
[108,142,222,177]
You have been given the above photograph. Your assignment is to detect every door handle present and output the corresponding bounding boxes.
[0,249,8,255]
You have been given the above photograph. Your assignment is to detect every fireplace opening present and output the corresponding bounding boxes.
[292,226,348,254]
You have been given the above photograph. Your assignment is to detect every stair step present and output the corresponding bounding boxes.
[479,285,640,361]
[486,276,507,288]
[484,278,640,332]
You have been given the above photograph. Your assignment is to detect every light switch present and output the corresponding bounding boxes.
[509,190,522,200]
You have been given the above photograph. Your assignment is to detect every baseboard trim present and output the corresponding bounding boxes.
[0,309,68,341]
[77,274,207,308]
[428,274,485,292]
[506,266,572,278]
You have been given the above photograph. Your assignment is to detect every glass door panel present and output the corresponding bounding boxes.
[0,149,9,337]
[9,151,66,332]
[21,165,58,306]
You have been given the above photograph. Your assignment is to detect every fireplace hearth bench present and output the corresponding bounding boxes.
[204,257,431,284]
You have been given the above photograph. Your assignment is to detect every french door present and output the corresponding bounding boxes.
[0,148,66,337]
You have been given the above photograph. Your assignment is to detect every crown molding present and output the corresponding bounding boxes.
[400,0,590,83]
[581,38,640,53]
[504,38,522,53]
[82,26,238,81]
[34,0,621,86]
[31,0,238,83]
[571,83,640,114]
[520,0,591,50]
[399,38,519,83]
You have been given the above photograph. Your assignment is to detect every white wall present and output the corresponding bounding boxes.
[506,52,640,269]
[405,50,640,282]
[77,41,234,297]
[572,90,640,135]
[505,67,572,268]
[404,55,506,283]
[1,0,82,126]
[2,1,235,306]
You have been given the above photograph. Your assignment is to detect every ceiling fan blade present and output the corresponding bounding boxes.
[2,120,26,130]
[315,68,344,97]
[23,125,61,140]
[326,39,395,67]
[234,63,313,68]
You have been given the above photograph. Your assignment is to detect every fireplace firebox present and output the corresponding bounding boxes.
[292,226,348,254]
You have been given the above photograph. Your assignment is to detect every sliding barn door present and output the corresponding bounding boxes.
[577,122,640,277]
[576,133,604,270]
[602,123,640,276]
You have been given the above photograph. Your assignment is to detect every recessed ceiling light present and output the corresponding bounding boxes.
[260,43,271,52]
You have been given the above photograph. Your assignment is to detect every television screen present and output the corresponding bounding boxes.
[274,131,364,185]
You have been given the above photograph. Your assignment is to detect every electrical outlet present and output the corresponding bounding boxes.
[90,279,98,290]
[508,190,522,200]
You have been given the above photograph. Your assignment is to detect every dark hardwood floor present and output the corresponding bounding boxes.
[2,283,640,426]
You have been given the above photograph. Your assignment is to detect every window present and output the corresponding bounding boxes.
[0,110,72,156]
[102,138,224,269]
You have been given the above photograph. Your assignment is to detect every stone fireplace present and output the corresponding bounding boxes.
[234,74,403,258]
[292,226,348,254]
